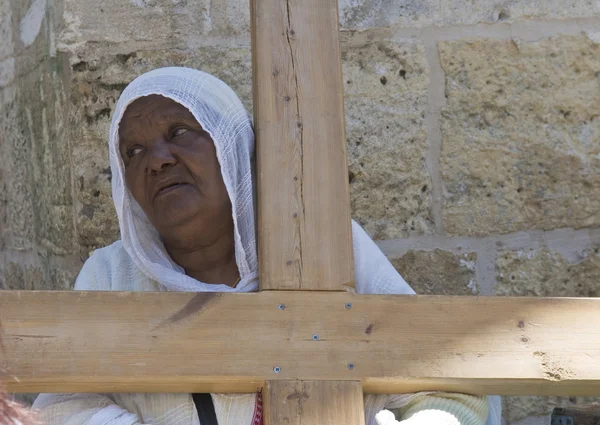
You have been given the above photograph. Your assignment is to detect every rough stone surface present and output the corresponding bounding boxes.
[59,0,600,43]
[503,396,600,424]
[1,0,75,256]
[342,33,433,239]
[0,259,76,291]
[391,249,478,294]
[60,0,250,51]
[495,246,600,297]
[440,35,600,236]
[338,0,600,29]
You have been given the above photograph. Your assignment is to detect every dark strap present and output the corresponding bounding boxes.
[192,393,218,425]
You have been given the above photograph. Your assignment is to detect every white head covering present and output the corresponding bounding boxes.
[109,67,258,292]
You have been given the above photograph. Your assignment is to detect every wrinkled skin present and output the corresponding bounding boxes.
[118,95,238,285]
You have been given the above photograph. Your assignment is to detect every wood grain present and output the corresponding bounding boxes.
[2,290,600,395]
[264,381,365,425]
[252,0,354,291]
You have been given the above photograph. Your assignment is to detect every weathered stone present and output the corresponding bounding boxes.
[0,261,45,290]
[440,35,600,236]
[339,0,600,29]
[0,0,75,256]
[0,259,77,290]
[10,0,60,70]
[48,261,79,290]
[390,249,478,294]
[0,0,13,60]
[503,396,600,424]
[1,87,36,252]
[69,47,252,249]
[342,34,432,239]
[59,0,250,58]
[495,247,600,297]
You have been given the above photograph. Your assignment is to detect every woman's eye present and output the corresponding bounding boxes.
[127,146,144,158]
[172,127,189,137]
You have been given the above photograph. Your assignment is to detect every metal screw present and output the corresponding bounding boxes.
[278,304,286,310]
[312,334,319,341]
[273,366,281,373]
[347,363,355,370]
[345,302,352,309]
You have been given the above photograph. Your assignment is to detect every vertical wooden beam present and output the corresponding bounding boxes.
[252,0,364,422]
[264,381,366,425]
[252,0,354,291]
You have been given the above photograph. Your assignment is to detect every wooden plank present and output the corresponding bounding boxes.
[264,381,365,425]
[252,0,354,291]
[2,290,600,395]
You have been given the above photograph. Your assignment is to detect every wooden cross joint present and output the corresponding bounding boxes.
[1,1,600,425]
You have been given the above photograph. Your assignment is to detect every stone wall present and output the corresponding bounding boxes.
[2,0,600,422]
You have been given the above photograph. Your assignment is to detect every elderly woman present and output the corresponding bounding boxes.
[33,67,501,425]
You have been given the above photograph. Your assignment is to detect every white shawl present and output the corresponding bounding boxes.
[33,67,500,425]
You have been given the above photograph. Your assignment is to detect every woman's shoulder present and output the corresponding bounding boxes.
[83,240,129,274]
[87,239,126,259]
[74,240,161,292]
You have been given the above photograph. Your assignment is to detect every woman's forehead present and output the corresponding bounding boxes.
[119,95,196,134]
[123,95,192,119]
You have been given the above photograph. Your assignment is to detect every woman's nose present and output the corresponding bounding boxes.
[145,139,176,174]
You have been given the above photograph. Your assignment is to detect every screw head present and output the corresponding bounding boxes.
[278,304,286,310]
[273,366,281,373]
[345,302,352,309]
[347,363,355,370]
[312,334,319,341]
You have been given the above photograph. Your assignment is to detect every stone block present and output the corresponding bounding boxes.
[1,86,36,252]
[0,0,13,59]
[390,249,478,294]
[1,0,75,254]
[0,258,76,290]
[338,0,600,29]
[60,0,250,55]
[341,34,432,239]
[0,261,45,290]
[440,35,600,236]
[503,396,600,424]
[495,246,600,297]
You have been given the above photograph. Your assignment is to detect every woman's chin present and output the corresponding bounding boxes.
[150,198,204,229]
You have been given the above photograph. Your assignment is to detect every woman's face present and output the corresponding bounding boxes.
[118,95,231,241]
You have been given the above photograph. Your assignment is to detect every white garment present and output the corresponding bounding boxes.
[33,67,501,425]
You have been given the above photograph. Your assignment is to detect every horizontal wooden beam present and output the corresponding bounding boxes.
[1,291,599,395]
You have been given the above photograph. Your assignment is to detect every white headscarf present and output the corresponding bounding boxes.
[109,67,258,292]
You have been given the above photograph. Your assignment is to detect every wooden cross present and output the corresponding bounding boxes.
[2,0,600,423]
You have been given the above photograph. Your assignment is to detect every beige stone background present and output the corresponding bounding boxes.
[2,0,600,422]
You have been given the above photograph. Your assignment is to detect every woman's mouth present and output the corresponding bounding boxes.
[155,182,189,198]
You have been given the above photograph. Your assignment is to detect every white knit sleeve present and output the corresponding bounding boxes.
[32,391,146,425]
[374,394,489,425]
[73,249,113,291]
